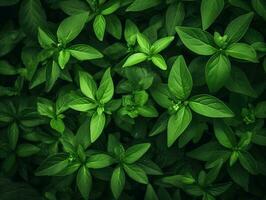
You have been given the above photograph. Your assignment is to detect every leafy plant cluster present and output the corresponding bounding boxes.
[0,0,266,200]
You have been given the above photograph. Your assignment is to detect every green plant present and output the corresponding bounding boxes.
[0,0,265,200]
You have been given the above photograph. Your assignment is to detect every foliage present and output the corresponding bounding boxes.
[0,0,265,200]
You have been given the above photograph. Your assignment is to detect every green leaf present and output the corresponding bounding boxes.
[124,19,139,45]
[37,97,54,118]
[189,94,234,118]
[214,120,236,148]
[76,166,92,200]
[124,143,151,164]
[16,143,40,157]
[46,61,61,92]
[69,44,103,60]
[168,55,193,100]
[227,163,249,191]
[122,53,148,67]
[167,106,192,147]
[201,0,224,30]
[79,71,97,100]
[96,68,114,103]
[90,112,106,143]
[225,67,257,98]
[106,14,122,39]
[38,27,56,49]
[111,166,125,199]
[68,91,97,112]
[19,0,47,36]
[137,105,158,118]
[238,151,257,175]
[123,164,149,184]
[35,153,69,176]
[255,101,266,118]
[176,26,217,55]
[0,60,17,75]
[86,154,115,168]
[93,14,106,41]
[101,0,120,15]
[151,36,174,54]
[205,53,231,92]
[58,0,90,15]
[136,33,151,53]
[58,50,70,69]
[145,184,159,200]
[226,43,258,62]
[150,83,172,109]
[252,0,266,21]
[151,54,167,70]
[50,118,65,133]
[126,0,161,12]
[225,12,254,44]
[57,12,89,44]
[165,2,185,36]
[8,122,19,150]
[161,174,195,186]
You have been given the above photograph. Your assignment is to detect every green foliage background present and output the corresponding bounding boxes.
[0,0,266,199]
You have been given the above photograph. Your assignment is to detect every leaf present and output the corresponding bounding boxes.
[111,166,125,199]
[189,94,234,118]
[106,14,122,39]
[93,15,106,41]
[255,101,266,118]
[76,166,92,200]
[201,0,224,30]
[226,43,258,62]
[126,0,161,12]
[90,112,106,143]
[37,97,54,118]
[68,91,97,112]
[227,163,249,191]
[59,0,90,15]
[69,44,103,60]
[58,50,70,69]
[0,60,17,75]
[165,2,185,36]
[16,143,40,157]
[35,153,69,176]
[151,36,174,54]
[205,53,231,92]
[145,184,159,200]
[238,151,257,175]
[214,120,236,148]
[79,71,97,100]
[122,53,148,67]
[124,19,139,45]
[57,12,89,44]
[19,0,47,36]
[8,122,19,150]
[168,55,193,100]
[167,106,192,147]
[151,54,167,70]
[46,61,61,92]
[252,0,266,21]
[38,27,56,49]
[86,154,115,168]
[225,12,254,44]
[123,164,149,184]
[176,26,217,55]
[50,118,65,133]
[124,143,151,164]
[96,68,114,103]
[225,67,257,98]
[136,33,151,53]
